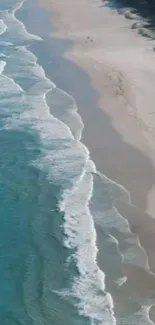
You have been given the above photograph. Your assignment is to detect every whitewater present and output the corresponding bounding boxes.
[0,0,154,325]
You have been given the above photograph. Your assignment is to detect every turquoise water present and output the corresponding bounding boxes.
[0,1,154,324]
[0,1,112,324]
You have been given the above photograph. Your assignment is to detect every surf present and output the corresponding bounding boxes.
[0,0,154,324]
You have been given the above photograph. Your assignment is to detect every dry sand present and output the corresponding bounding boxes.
[38,0,155,321]
[40,0,155,216]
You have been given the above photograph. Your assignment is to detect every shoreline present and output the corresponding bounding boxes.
[17,0,155,322]
[38,0,155,217]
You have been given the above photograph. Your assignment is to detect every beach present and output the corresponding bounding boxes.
[35,0,155,322]
[1,0,155,324]
[38,0,155,212]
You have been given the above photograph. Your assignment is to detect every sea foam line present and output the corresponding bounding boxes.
[6,13,116,324]
[4,1,151,324]
[0,60,6,74]
[13,0,42,41]
[0,0,42,44]
[58,158,117,325]
[0,2,117,324]
[0,18,7,35]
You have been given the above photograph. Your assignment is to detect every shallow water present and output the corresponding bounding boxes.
[0,0,154,324]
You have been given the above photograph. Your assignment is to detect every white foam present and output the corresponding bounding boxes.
[0,3,42,44]
[3,12,148,324]
[0,59,24,95]
[0,73,24,121]
[3,84,89,190]
[2,76,98,325]
[0,60,6,74]
[0,18,7,35]
[118,305,155,325]
[114,276,127,287]
[94,202,151,270]
[0,32,79,160]
[0,2,152,324]
[3,45,55,95]
[0,59,24,93]
[90,171,153,276]
[1,43,91,186]
[12,0,42,41]
[48,87,84,141]
[0,2,115,325]
[97,172,131,204]
[12,0,42,40]
[0,41,13,46]
[58,160,116,325]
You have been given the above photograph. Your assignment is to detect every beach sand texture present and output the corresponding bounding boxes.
[38,0,155,322]
[40,0,155,215]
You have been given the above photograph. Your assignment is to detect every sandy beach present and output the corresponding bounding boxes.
[35,0,155,322]
[39,0,155,214]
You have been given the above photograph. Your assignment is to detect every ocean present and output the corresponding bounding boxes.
[0,0,154,324]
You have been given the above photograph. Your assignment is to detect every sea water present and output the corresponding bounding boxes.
[0,0,154,324]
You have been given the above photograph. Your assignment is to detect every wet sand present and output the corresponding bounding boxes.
[39,0,155,216]
[25,0,155,322]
